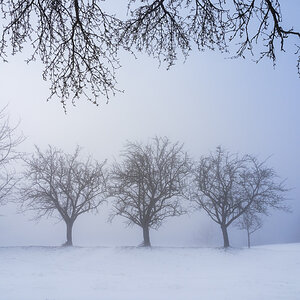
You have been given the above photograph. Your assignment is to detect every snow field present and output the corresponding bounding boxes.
[0,243,299,300]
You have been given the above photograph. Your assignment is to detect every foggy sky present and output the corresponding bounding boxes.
[0,1,299,248]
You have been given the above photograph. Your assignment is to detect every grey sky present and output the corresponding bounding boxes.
[0,1,299,247]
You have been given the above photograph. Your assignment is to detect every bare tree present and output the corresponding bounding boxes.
[0,105,23,206]
[21,146,108,246]
[235,209,263,248]
[191,146,287,248]
[0,1,299,108]
[110,136,190,247]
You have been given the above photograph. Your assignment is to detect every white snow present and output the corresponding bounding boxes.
[0,243,299,300]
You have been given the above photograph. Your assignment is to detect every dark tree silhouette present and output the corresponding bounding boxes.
[110,136,190,247]
[0,1,299,108]
[235,209,263,248]
[191,146,287,248]
[21,146,108,246]
[0,105,23,207]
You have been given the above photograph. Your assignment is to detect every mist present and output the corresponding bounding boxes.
[0,2,299,249]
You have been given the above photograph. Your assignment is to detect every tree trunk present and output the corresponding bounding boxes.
[64,221,74,246]
[142,225,151,247]
[221,225,230,248]
[247,230,251,248]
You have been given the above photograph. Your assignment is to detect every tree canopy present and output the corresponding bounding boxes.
[20,146,108,246]
[110,136,190,246]
[0,105,23,205]
[0,0,299,108]
[191,146,287,248]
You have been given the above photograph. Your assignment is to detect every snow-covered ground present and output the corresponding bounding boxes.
[0,243,299,300]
